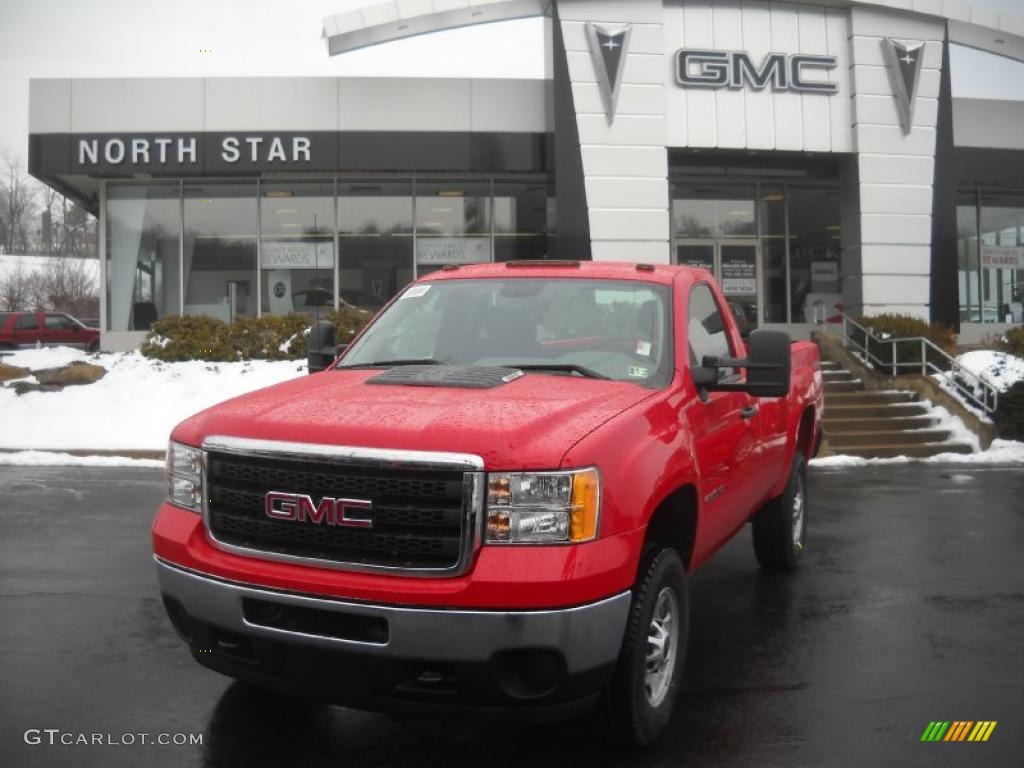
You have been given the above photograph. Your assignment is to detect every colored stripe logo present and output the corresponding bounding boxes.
[921,721,997,742]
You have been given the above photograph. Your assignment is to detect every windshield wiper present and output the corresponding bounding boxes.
[337,358,446,369]
[509,363,610,380]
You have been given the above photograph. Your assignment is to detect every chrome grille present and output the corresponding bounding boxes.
[201,437,484,576]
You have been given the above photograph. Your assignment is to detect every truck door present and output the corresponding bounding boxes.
[684,282,763,553]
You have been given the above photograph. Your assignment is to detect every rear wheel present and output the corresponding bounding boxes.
[86,340,100,353]
[604,545,688,745]
[752,453,807,570]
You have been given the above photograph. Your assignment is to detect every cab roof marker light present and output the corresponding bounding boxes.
[635,263,656,272]
[506,260,580,268]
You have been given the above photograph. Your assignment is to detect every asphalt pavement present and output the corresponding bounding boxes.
[0,463,1021,767]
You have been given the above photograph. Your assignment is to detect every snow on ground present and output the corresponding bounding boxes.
[0,451,163,468]
[1,344,1022,466]
[0,346,305,451]
[810,439,1024,468]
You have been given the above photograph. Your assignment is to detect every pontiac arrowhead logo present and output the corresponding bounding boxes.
[881,38,925,134]
[585,22,632,123]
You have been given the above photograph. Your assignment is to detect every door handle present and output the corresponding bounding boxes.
[740,405,758,420]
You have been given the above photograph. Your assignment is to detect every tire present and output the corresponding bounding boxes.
[752,453,807,570]
[86,340,100,354]
[604,545,689,746]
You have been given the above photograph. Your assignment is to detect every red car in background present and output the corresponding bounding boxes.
[0,311,100,352]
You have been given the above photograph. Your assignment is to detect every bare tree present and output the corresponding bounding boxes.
[0,261,33,310]
[33,256,99,317]
[0,149,37,255]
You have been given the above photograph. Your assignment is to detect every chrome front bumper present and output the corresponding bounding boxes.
[155,558,630,675]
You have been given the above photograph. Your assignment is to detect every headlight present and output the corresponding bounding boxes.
[166,441,203,513]
[486,468,600,544]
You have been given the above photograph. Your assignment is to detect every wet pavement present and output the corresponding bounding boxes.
[0,463,1021,767]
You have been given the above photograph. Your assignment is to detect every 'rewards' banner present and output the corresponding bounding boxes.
[981,245,1024,270]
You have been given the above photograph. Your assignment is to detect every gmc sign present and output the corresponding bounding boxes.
[265,492,373,528]
[676,49,838,94]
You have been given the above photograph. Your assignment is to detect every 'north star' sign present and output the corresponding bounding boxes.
[66,132,335,173]
[77,135,312,166]
[676,50,838,94]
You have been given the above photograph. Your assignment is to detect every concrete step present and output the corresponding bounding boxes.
[824,402,931,420]
[836,442,975,459]
[823,415,938,433]
[824,380,864,393]
[823,366,856,378]
[828,429,952,448]
[825,391,918,406]
[820,360,841,370]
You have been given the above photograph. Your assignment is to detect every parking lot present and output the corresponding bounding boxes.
[0,463,1021,767]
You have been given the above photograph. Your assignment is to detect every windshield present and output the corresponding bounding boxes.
[339,278,673,386]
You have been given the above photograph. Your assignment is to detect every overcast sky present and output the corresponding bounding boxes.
[1,0,1023,163]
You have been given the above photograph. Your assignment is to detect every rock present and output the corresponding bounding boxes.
[0,362,31,382]
[11,381,64,395]
[32,361,107,386]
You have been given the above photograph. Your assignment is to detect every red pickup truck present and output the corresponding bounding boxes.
[153,261,822,745]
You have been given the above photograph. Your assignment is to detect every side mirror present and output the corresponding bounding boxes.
[307,321,347,374]
[695,329,791,398]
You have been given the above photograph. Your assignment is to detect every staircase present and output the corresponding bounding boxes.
[820,359,976,459]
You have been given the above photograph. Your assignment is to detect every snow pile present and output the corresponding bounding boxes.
[956,349,1024,393]
[811,439,1024,468]
[922,401,981,453]
[931,349,1023,419]
[0,346,304,451]
[0,451,163,468]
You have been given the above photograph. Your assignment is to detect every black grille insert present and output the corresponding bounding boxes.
[242,598,389,644]
[206,451,467,570]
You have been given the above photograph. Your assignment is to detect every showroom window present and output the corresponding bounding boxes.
[958,189,1024,323]
[105,183,181,331]
[260,181,335,317]
[493,179,551,261]
[103,175,551,327]
[787,186,842,325]
[183,182,257,322]
[415,179,492,276]
[760,185,787,324]
[338,180,414,311]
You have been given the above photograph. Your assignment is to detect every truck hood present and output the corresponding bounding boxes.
[173,369,656,469]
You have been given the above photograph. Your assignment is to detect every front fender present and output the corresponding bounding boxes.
[560,382,698,579]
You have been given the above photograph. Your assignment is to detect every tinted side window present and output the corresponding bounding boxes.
[688,284,734,378]
[0,313,11,327]
[13,314,39,331]
[45,314,74,330]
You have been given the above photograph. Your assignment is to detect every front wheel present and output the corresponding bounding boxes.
[604,545,688,746]
[752,453,808,570]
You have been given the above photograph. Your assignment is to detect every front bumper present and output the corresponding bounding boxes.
[156,558,631,716]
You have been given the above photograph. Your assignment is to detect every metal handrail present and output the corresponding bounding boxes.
[840,314,998,416]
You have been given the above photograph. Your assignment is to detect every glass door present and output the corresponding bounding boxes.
[673,239,760,333]
[718,241,758,334]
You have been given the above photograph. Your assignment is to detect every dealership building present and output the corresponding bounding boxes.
[27,0,1024,349]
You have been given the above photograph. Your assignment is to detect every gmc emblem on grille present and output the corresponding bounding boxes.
[264,492,373,528]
